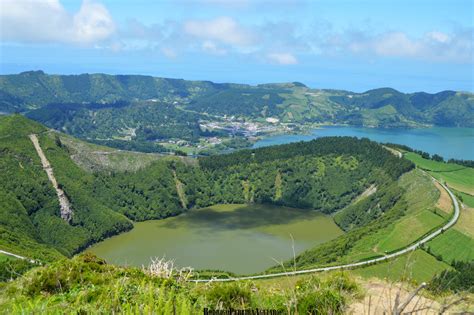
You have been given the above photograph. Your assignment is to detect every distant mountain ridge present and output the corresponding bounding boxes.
[0,71,472,148]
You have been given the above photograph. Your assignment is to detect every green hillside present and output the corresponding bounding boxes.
[0,115,132,260]
[1,71,473,154]
[1,116,472,313]
[0,115,413,258]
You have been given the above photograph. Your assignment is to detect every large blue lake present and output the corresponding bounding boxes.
[254,126,474,160]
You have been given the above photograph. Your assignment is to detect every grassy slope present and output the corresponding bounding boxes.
[403,152,474,263]
[0,254,362,314]
[353,249,450,283]
[0,254,13,263]
[344,170,443,262]
[342,149,474,283]
[405,152,474,194]
[57,132,167,172]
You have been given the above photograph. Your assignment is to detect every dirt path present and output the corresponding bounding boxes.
[29,134,73,222]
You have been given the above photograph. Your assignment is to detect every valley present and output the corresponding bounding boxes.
[87,204,343,274]
[1,0,472,312]
[1,71,473,157]
[0,114,472,313]
[0,83,472,312]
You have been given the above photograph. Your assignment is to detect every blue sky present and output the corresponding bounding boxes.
[1,0,472,92]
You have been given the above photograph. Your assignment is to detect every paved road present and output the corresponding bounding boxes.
[0,177,459,281]
[191,179,460,282]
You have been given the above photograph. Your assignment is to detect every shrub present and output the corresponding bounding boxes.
[205,282,252,309]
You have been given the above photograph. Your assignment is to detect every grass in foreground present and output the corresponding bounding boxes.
[0,254,362,314]
[2,253,471,314]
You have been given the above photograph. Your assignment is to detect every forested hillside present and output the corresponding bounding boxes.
[0,72,472,155]
[0,116,414,258]
[0,116,132,260]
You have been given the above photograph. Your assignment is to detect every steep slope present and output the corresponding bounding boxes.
[0,116,415,255]
[0,115,132,260]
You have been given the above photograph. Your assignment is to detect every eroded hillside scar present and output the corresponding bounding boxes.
[29,134,73,223]
[172,170,188,209]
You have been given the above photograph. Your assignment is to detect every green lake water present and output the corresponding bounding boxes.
[87,204,343,274]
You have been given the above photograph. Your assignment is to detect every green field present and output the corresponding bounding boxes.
[404,152,474,194]
[402,152,474,267]
[456,190,474,207]
[354,249,451,283]
[431,169,474,194]
[404,153,464,172]
[343,170,443,262]
[377,209,446,253]
[427,229,474,263]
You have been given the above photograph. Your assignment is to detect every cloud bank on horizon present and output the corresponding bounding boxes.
[0,0,472,92]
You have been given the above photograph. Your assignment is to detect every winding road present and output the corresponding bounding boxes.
[0,158,460,281]
[191,179,460,282]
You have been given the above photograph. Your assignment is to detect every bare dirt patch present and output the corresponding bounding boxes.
[354,184,377,204]
[455,206,474,238]
[434,181,452,214]
[348,279,473,314]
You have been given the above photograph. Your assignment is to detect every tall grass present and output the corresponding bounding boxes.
[0,254,362,314]
[1,253,471,314]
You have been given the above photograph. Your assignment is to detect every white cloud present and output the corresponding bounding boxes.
[372,32,422,57]
[201,41,227,55]
[266,52,298,65]
[426,31,450,44]
[327,28,472,63]
[0,0,115,45]
[2,1,469,65]
[161,47,177,58]
[183,16,254,47]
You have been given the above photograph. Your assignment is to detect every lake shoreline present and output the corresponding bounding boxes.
[87,204,343,274]
[253,125,474,160]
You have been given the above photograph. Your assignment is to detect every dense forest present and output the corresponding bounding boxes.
[0,115,414,261]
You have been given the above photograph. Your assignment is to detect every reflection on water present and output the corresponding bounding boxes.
[87,204,342,274]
